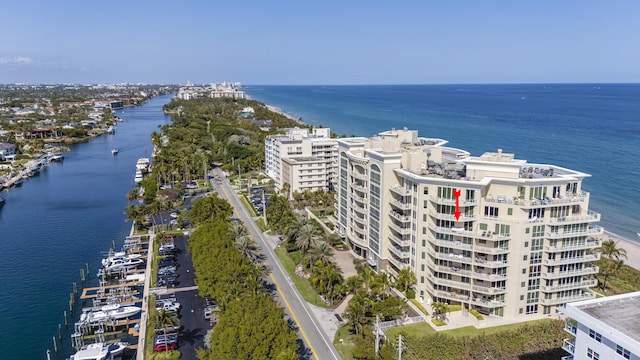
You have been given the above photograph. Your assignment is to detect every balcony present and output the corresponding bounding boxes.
[351,171,368,181]
[352,183,368,193]
[389,210,410,223]
[541,279,598,292]
[388,255,410,270]
[513,192,587,208]
[546,226,603,239]
[352,204,367,215]
[561,338,575,356]
[543,253,600,266]
[472,285,508,295]
[473,257,509,268]
[564,321,578,335]
[428,275,472,291]
[432,264,473,277]
[390,198,411,210]
[390,185,411,196]
[540,291,596,305]
[473,271,508,281]
[388,245,410,259]
[544,238,602,252]
[388,234,411,248]
[428,248,473,264]
[430,195,456,205]
[352,214,366,226]
[549,210,601,224]
[350,193,367,204]
[474,245,510,255]
[389,221,412,235]
[429,238,473,251]
[542,266,599,279]
[427,284,505,308]
[431,224,474,237]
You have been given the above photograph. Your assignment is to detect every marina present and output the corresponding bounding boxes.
[0,94,174,360]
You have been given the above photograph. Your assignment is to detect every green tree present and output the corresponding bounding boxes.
[394,267,417,294]
[305,240,334,268]
[153,308,180,357]
[295,223,321,254]
[598,239,628,261]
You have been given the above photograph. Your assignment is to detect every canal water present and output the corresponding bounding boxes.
[0,94,173,360]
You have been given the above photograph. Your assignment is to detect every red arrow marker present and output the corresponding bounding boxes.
[453,189,461,220]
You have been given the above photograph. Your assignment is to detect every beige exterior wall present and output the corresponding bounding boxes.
[337,128,601,322]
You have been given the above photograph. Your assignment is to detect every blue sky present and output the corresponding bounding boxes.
[1,1,638,85]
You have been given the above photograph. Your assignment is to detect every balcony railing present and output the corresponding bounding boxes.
[562,338,575,355]
[429,196,456,205]
[350,193,367,204]
[388,245,410,259]
[428,248,473,264]
[544,238,602,252]
[549,211,601,224]
[389,221,412,235]
[474,245,510,255]
[388,234,411,247]
[546,226,603,238]
[390,185,412,196]
[389,210,410,223]
[473,271,508,281]
[352,204,367,215]
[388,255,410,270]
[352,183,368,193]
[541,291,596,305]
[473,257,509,268]
[543,253,600,266]
[542,266,599,279]
[472,285,508,295]
[429,239,473,250]
[432,264,473,277]
[541,279,598,292]
[390,198,411,210]
[564,321,578,335]
[351,171,368,181]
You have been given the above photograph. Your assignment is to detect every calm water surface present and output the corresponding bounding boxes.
[0,94,172,359]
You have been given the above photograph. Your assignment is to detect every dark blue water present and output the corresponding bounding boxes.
[245,84,640,242]
[0,94,172,360]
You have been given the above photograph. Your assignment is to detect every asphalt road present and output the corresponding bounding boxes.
[211,168,340,360]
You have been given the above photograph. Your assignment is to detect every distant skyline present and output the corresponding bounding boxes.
[1,1,639,85]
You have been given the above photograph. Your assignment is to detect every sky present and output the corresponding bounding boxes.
[1,0,639,85]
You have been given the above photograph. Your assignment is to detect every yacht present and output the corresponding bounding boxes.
[69,341,128,360]
[50,153,64,162]
[103,256,144,272]
[80,304,141,324]
[101,252,142,267]
[106,126,115,134]
[136,158,150,173]
[134,169,144,184]
[112,148,119,155]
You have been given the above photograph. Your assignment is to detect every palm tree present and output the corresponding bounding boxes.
[598,239,628,261]
[371,272,392,299]
[344,293,369,336]
[234,235,260,262]
[305,240,334,268]
[431,301,449,322]
[229,222,248,240]
[394,268,417,294]
[295,223,320,254]
[154,308,179,356]
[285,217,309,244]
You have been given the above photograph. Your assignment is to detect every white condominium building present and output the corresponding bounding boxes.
[336,128,601,321]
[265,127,338,196]
[561,292,640,360]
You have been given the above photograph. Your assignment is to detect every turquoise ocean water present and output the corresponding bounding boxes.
[245,84,640,243]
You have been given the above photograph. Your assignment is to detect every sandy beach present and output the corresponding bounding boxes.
[602,231,640,270]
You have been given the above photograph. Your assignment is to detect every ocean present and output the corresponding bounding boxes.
[0,95,173,360]
[245,84,640,243]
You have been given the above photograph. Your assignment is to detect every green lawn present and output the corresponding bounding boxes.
[384,318,555,340]
[333,324,354,360]
[274,246,328,308]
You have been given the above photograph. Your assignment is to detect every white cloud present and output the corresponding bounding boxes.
[0,56,33,65]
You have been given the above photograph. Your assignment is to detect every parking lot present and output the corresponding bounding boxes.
[154,233,213,358]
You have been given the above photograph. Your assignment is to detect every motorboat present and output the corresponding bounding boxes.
[50,153,64,162]
[101,252,142,267]
[112,148,119,155]
[103,257,144,272]
[80,304,141,324]
[136,158,150,172]
[134,170,144,184]
[106,126,115,134]
[69,341,128,360]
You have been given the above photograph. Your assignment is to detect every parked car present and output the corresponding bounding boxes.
[155,334,178,345]
[157,276,179,287]
[159,246,177,256]
[156,301,181,313]
[154,324,183,334]
[154,342,177,352]
[158,267,177,276]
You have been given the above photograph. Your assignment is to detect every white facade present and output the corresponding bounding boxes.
[336,128,602,321]
[265,128,338,195]
[561,292,640,360]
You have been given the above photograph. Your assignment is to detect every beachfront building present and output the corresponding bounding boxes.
[561,292,640,360]
[336,127,602,321]
[265,127,338,197]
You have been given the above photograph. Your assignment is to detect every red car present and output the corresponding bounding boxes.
[154,342,178,352]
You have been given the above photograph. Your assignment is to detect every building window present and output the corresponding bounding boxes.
[421,252,425,259]
[420,276,424,283]
[507,208,513,215]
[589,329,602,342]
[423,200,428,209]
[587,348,599,360]
[617,345,631,359]
[524,241,529,248]
[423,187,429,195]
[484,206,499,218]
[423,214,427,222]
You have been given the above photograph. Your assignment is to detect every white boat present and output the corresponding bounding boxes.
[103,257,144,272]
[101,252,142,267]
[50,153,64,162]
[106,126,115,134]
[136,158,150,172]
[70,341,128,360]
[134,170,144,184]
[80,304,141,324]
[111,148,119,155]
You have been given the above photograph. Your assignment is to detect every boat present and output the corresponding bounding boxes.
[134,170,144,184]
[111,148,119,155]
[80,304,141,324]
[135,158,150,173]
[0,196,5,208]
[69,341,128,360]
[102,256,145,272]
[101,252,142,267]
[106,126,115,134]
[50,153,64,162]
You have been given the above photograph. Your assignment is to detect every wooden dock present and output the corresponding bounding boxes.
[80,281,143,300]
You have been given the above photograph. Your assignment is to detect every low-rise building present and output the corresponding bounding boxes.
[561,291,640,360]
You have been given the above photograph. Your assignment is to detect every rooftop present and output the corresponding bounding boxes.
[577,292,640,344]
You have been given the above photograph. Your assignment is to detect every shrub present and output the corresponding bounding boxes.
[448,305,462,312]
[470,308,484,320]
[406,289,416,299]
[431,318,447,326]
